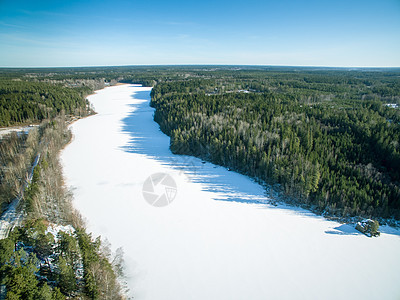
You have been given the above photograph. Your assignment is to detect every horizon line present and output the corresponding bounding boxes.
[1,63,400,69]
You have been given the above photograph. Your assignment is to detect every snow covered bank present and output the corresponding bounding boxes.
[61,84,400,300]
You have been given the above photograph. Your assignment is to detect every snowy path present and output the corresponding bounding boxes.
[0,154,40,239]
[61,84,400,300]
[0,125,36,139]
[0,198,24,239]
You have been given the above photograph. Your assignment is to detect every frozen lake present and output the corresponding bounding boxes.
[61,84,400,300]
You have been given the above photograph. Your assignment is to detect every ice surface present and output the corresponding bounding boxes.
[61,85,400,300]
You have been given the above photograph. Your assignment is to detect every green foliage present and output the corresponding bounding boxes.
[24,166,41,212]
[3,248,39,300]
[57,256,77,295]
[1,65,398,299]
[76,229,123,299]
[0,220,123,299]
[356,219,380,237]
[149,69,400,219]
[35,284,53,300]
[0,221,70,298]
[0,238,14,265]
[57,231,79,260]
[51,288,65,300]
[76,229,99,299]
[370,220,380,235]
[0,79,91,126]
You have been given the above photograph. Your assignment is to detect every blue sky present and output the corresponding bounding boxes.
[0,0,399,67]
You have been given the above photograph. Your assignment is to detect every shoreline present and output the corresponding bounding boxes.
[60,84,400,300]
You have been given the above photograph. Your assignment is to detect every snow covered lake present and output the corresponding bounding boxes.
[61,84,400,300]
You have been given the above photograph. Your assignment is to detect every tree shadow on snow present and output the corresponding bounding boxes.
[325,224,400,237]
[325,224,362,236]
[120,89,400,237]
[120,90,277,207]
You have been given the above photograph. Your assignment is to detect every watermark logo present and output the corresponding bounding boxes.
[142,172,177,207]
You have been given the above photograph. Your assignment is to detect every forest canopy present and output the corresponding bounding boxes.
[148,67,400,220]
[1,65,399,220]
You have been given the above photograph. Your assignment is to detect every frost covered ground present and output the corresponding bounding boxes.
[61,84,400,300]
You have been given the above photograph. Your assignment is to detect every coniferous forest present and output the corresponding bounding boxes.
[0,66,400,298]
[0,80,92,126]
[148,67,400,220]
[1,66,399,221]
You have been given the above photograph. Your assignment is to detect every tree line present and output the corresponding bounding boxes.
[150,69,400,220]
[0,118,126,299]
[0,65,399,298]
[0,79,93,126]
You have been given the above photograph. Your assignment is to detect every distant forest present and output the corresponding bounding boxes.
[1,66,400,221]
[0,66,399,298]
[0,80,93,126]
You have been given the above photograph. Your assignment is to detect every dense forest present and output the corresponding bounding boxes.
[0,118,126,299]
[0,66,400,298]
[148,67,400,220]
[0,68,138,299]
[1,65,399,221]
[0,66,181,126]
[1,219,124,299]
[0,80,93,126]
